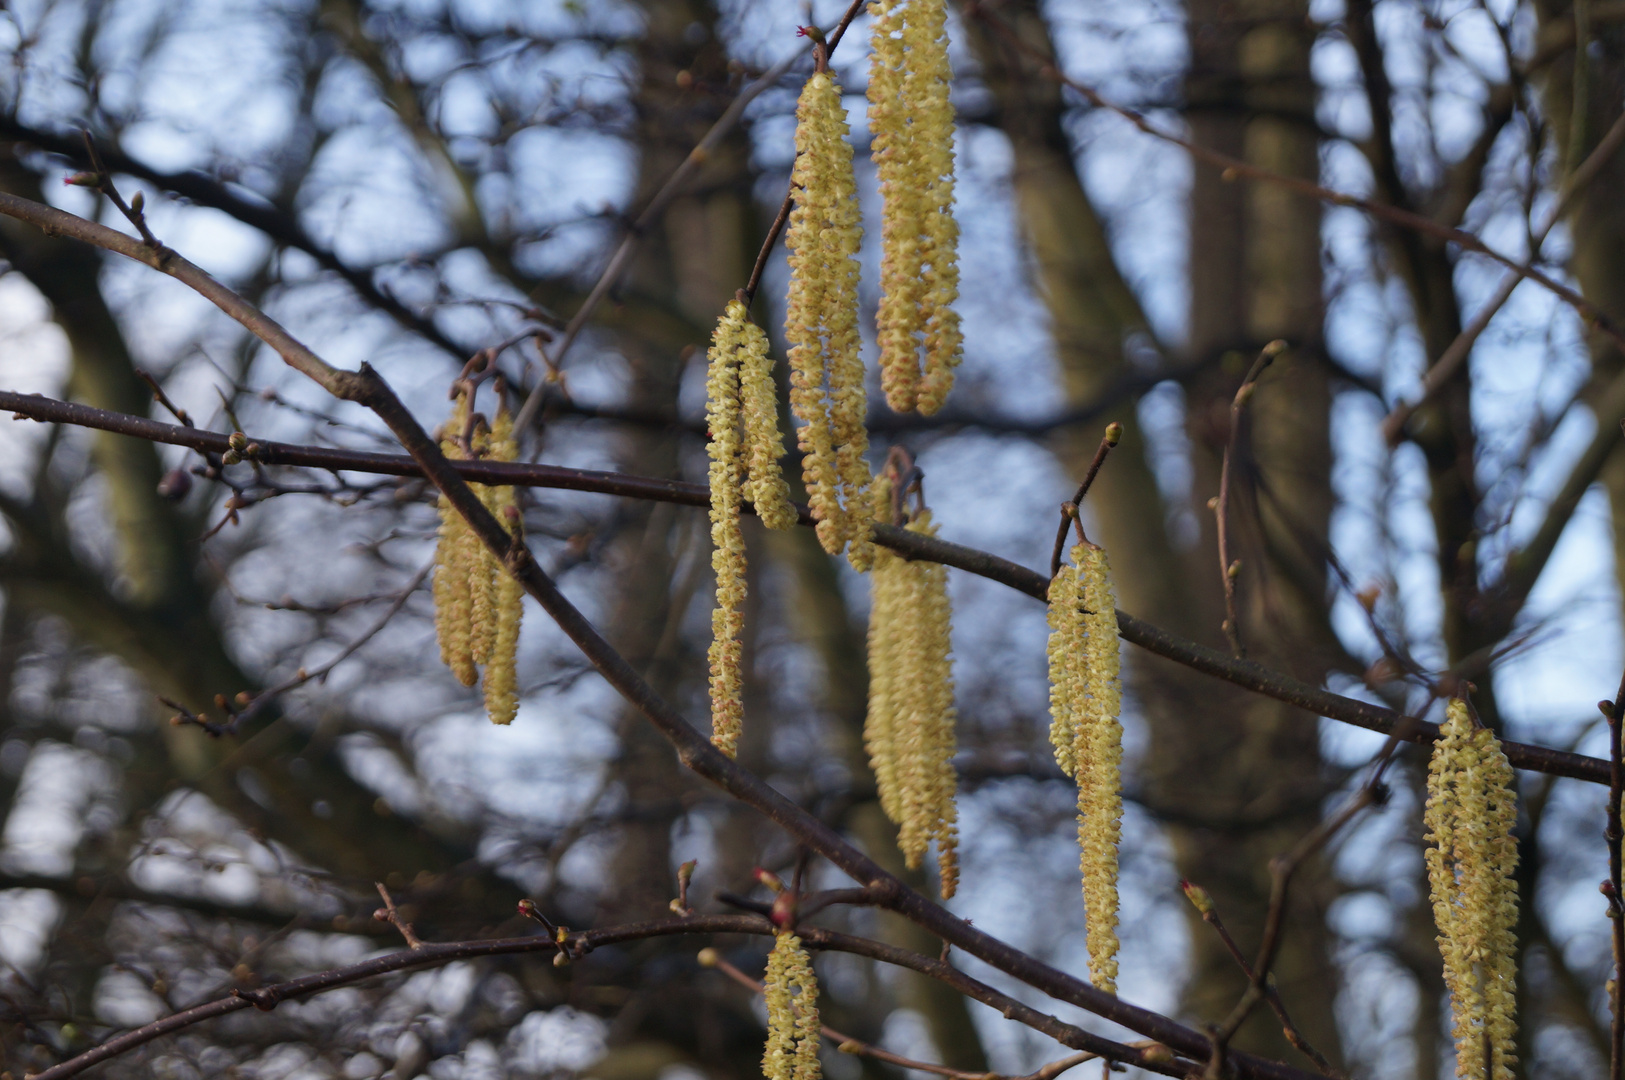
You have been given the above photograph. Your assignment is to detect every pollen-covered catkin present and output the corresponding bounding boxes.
[864,483,959,898]
[707,308,748,757]
[1046,543,1123,994]
[1425,698,1518,1080]
[762,932,821,1080]
[730,301,798,532]
[467,418,498,667]
[868,0,961,416]
[434,391,478,687]
[481,406,522,727]
[786,69,871,566]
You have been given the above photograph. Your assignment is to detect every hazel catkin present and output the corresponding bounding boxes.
[433,389,525,724]
[481,406,523,726]
[864,478,959,898]
[434,391,478,688]
[868,0,961,416]
[706,307,748,758]
[762,932,821,1080]
[1425,698,1518,1080]
[1046,543,1123,994]
[786,69,872,568]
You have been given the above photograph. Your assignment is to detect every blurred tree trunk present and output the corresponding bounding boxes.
[964,0,1343,1064]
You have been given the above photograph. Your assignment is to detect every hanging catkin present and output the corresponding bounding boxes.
[1425,698,1518,1080]
[762,932,822,1080]
[705,302,799,755]
[868,0,961,416]
[481,404,523,726]
[864,477,959,898]
[707,308,748,758]
[434,391,478,688]
[786,67,873,570]
[1046,543,1123,994]
[433,389,525,724]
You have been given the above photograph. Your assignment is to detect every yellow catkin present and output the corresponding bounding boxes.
[864,487,959,898]
[786,69,870,566]
[482,406,522,726]
[730,301,798,532]
[762,932,821,1080]
[868,0,961,416]
[1076,545,1122,994]
[1046,544,1122,993]
[468,418,498,667]
[1425,698,1519,1080]
[707,309,748,757]
[434,392,478,687]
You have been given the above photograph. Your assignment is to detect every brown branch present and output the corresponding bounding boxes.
[372,883,423,949]
[31,914,1188,1080]
[1604,674,1625,1080]
[0,386,1611,786]
[1214,343,1284,657]
[1050,422,1122,577]
[0,118,465,359]
[961,1,1625,355]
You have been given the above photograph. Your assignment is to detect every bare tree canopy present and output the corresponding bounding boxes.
[0,1,1622,1079]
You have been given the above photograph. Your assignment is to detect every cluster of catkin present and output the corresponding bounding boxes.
[864,476,959,898]
[1425,698,1518,1080]
[706,301,798,757]
[785,68,874,569]
[761,932,822,1080]
[433,390,524,726]
[1047,543,1123,994]
[868,0,961,415]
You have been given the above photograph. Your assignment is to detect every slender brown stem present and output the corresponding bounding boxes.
[0,385,1612,786]
[1214,343,1284,657]
[1050,422,1121,577]
[1604,671,1625,1080]
[739,0,867,309]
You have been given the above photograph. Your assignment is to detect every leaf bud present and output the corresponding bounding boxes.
[130,191,144,214]
[156,467,192,501]
[1104,421,1122,445]
[228,431,249,452]
[1179,879,1214,915]
[696,947,720,968]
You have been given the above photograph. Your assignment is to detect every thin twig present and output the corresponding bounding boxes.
[372,883,423,950]
[1381,107,1625,444]
[1214,342,1285,657]
[232,559,435,726]
[1049,422,1122,577]
[0,387,1613,786]
[1603,671,1625,1080]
